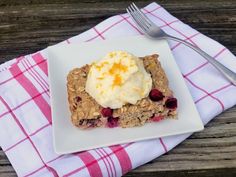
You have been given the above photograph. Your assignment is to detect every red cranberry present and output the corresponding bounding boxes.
[165,98,177,109]
[151,116,164,122]
[101,108,113,117]
[149,89,164,102]
[107,117,119,128]
[75,96,82,102]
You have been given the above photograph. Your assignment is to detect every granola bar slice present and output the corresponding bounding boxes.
[67,54,177,129]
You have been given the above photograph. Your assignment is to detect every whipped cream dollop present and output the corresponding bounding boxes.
[85,51,152,109]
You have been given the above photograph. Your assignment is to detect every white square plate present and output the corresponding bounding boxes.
[47,36,204,154]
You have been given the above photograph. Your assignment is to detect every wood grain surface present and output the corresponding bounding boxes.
[0,0,236,177]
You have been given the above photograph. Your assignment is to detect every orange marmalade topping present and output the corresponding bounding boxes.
[108,52,116,58]
[97,77,104,80]
[108,62,128,75]
[94,61,108,71]
[112,74,122,87]
[93,52,133,89]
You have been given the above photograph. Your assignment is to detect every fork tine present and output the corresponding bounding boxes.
[129,5,150,29]
[130,4,150,25]
[130,3,151,27]
[131,3,155,26]
[126,7,148,33]
[126,8,145,32]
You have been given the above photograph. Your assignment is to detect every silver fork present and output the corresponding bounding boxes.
[127,3,236,85]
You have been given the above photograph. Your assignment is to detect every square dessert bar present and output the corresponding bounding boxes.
[67,54,177,129]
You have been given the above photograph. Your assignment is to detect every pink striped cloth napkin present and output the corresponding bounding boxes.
[0,2,236,177]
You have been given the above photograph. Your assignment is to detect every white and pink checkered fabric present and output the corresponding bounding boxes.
[0,2,236,177]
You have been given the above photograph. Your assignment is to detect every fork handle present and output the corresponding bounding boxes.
[165,35,236,85]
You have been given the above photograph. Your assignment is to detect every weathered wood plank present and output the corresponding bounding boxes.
[0,150,10,165]
[0,150,16,177]
[0,0,235,62]
[125,168,236,177]
[0,166,16,177]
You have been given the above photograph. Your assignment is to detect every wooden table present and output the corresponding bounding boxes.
[0,0,235,176]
